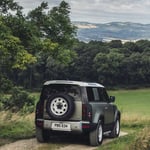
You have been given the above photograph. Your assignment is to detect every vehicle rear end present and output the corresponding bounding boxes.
[35,82,92,135]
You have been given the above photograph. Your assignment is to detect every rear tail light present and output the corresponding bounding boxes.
[82,104,92,121]
[82,124,90,129]
[35,103,44,128]
[36,119,44,127]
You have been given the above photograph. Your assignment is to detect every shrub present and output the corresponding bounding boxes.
[0,76,13,93]
[1,87,36,113]
[0,94,9,110]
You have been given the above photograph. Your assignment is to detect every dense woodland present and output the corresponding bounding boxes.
[0,0,150,93]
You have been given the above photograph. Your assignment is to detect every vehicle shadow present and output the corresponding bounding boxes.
[47,133,90,145]
[45,131,127,146]
[46,133,113,146]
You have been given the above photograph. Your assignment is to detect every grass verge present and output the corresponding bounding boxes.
[0,111,35,142]
[98,134,136,150]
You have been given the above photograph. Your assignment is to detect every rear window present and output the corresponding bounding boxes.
[42,84,81,101]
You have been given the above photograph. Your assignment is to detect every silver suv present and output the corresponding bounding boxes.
[35,80,121,146]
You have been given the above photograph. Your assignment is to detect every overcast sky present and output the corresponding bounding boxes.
[15,0,150,24]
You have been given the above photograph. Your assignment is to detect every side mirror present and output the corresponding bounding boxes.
[109,96,115,103]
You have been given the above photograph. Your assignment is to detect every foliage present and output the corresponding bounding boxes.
[0,75,13,93]
[12,49,37,70]
[72,40,150,87]
[0,32,37,70]
[47,1,77,47]
[0,0,77,89]
[28,1,76,48]
[0,87,36,113]
[0,0,22,14]
[94,49,124,85]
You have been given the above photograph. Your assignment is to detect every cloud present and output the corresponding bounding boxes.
[70,0,150,23]
[15,0,150,23]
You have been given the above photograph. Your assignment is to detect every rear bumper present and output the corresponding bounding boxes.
[36,119,96,133]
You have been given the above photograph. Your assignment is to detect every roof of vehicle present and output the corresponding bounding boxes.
[44,80,104,88]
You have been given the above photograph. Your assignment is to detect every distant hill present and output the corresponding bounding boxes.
[73,22,150,42]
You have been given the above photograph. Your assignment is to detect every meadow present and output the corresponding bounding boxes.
[0,88,150,149]
[109,88,150,123]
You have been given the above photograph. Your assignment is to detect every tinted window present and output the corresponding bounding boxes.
[86,87,94,101]
[87,87,100,102]
[87,87,109,102]
[92,88,100,101]
[102,89,109,102]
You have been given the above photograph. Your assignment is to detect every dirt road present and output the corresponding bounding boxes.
[0,132,127,150]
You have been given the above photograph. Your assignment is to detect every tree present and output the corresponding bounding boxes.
[27,2,48,38]
[109,40,122,48]
[36,39,76,80]
[123,42,139,52]
[4,14,40,51]
[136,40,150,53]
[44,1,76,48]
[0,1,77,88]
[94,50,124,85]
[1,35,36,69]
[28,1,77,48]
[120,51,150,85]
[0,15,36,88]
[71,41,105,81]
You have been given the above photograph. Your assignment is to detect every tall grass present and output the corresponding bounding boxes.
[129,127,150,150]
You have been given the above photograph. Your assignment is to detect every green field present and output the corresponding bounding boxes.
[109,88,150,122]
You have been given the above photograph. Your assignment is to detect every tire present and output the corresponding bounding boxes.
[46,93,75,120]
[109,117,120,138]
[89,120,103,146]
[36,127,49,142]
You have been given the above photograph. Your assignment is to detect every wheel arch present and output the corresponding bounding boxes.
[99,115,104,124]
[114,110,121,122]
[93,113,104,125]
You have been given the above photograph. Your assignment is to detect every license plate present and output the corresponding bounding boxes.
[51,122,71,131]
